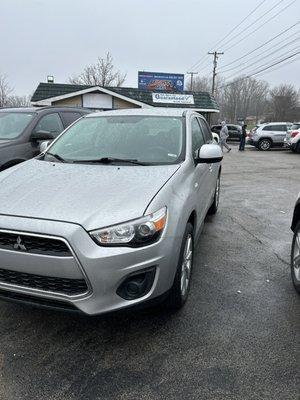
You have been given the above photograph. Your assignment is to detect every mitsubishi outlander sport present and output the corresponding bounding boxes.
[0,109,222,315]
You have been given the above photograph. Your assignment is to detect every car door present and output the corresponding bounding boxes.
[190,116,211,222]
[198,118,218,200]
[30,112,64,156]
[273,124,287,144]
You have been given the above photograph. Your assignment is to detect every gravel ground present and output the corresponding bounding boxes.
[0,144,299,400]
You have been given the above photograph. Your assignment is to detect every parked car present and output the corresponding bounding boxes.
[212,131,220,143]
[0,109,222,315]
[211,124,242,141]
[247,122,292,151]
[0,106,90,171]
[291,193,300,294]
[284,122,300,153]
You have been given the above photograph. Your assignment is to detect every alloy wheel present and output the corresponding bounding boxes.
[293,232,300,282]
[180,234,193,297]
[259,139,271,150]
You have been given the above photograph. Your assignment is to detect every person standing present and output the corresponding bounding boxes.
[220,121,231,152]
[239,124,247,151]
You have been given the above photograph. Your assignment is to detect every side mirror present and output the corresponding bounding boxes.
[196,144,223,164]
[31,130,55,141]
[39,141,50,153]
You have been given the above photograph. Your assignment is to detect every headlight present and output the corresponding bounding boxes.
[90,207,167,247]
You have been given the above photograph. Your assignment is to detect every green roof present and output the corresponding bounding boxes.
[31,83,219,111]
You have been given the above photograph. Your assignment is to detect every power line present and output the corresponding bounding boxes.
[188,0,269,71]
[219,21,300,70]
[221,0,284,50]
[249,51,300,76]
[223,45,300,81]
[254,55,300,77]
[219,31,299,73]
[223,0,298,52]
[209,0,268,51]
[219,51,300,88]
[220,35,300,75]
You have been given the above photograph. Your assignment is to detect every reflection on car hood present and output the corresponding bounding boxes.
[0,139,13,148]
[0,159,180,230]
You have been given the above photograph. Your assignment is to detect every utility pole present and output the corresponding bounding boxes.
[186,71,198,91]
[208,51,224,95]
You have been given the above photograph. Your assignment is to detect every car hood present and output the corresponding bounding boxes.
[0,139,13,148]
[0,159,180,230]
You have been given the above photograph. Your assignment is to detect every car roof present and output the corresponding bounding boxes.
[0,106,90,113]
[85,108,199,118]
[262,122,291,125]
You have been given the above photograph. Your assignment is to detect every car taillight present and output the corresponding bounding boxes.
[291,130,299,138]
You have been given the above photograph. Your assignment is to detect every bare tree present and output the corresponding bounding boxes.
[268,84,299,121]
[185,76,211,92]
[220,76,268,123]
[0,74,13,107]
[69,52,126,87]
[6,95,31,107]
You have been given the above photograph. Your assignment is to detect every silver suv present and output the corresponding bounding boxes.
[0,109,222,315]
[248,122,292,151]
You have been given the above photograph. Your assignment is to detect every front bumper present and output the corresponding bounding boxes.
[0,215,179,315]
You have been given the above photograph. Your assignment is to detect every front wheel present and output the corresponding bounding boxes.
[258,139,272,151]
[291,221,300,294]
[166,223,194,310]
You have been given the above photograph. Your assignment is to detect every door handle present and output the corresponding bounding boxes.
[209,164,213,172]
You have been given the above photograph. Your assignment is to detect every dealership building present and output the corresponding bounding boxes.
[31,82,219,121]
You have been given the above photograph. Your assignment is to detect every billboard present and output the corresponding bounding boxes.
[138,71,184,92]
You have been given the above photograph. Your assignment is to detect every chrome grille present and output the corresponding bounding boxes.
[0,232,71,257]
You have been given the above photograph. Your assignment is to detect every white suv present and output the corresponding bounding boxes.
[248,122,292,151]
[285,123,300,153]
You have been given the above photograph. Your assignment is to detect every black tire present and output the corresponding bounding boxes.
[166,223,194,310]
[258,138,272,151]
[291,221,300,294]
[207,174,220,215]
[295,142,300,154]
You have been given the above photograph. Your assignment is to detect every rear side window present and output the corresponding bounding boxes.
[34,113,64,136]
[276,125,287,132]
[263,125,286,132]
[198,119,212,143]
[191,118,205,154]
[263,125,274,131]
[60,112,83,128]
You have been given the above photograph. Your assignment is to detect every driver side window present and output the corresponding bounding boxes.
[191,118,205,156]
[34,113,64,137]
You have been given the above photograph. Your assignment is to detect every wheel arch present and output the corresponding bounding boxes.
[291,203,300,232]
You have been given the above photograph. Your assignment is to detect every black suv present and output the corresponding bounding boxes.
[211,124,242,141]
[0,107,90,171]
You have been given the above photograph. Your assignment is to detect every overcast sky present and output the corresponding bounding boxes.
[1,0,299,96]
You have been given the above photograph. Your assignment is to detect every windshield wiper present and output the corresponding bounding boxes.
[74,157,147,165]
[46,152,68,163]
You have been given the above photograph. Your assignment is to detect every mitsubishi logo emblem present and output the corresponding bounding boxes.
[13,236,27,251]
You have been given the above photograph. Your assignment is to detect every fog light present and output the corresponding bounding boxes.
[117,267,156,300]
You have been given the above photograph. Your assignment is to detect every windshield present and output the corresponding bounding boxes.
[45,115,185,165]
[0,112,35,139]
[290,123,300,130]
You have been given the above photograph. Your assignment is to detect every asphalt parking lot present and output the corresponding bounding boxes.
[0,144,299,400]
